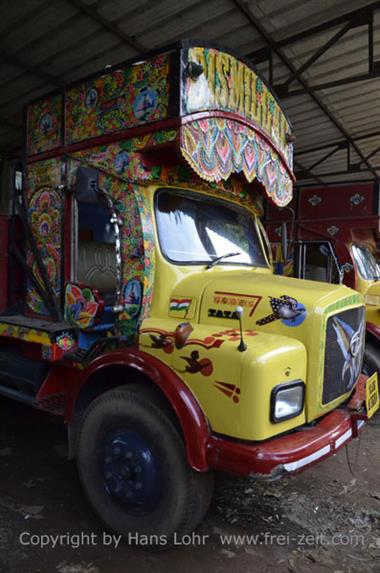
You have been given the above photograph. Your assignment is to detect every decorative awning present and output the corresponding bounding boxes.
[180,117,294,207]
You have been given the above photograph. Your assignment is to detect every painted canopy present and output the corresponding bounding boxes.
[25,42,294,206]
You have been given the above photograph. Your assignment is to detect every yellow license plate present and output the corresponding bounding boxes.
[365,372,379,419]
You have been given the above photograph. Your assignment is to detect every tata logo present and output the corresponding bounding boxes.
[208,309,239,319]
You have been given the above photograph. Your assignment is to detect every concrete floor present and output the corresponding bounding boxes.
[0,397,379,573]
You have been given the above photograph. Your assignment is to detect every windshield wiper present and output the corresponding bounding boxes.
[206,252,241,269]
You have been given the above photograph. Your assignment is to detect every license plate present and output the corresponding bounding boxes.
[365,372,379,419]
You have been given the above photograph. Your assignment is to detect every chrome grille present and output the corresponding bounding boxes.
[322,306,366,405]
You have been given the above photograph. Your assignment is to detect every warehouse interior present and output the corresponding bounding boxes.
[0,2,379,573]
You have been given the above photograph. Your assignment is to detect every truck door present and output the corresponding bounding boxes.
[65,168,119,331]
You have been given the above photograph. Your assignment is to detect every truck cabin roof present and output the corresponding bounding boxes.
[25,41,294,208]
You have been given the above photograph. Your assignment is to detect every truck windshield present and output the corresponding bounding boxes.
[155,189,267,267]
[351,244,380,281]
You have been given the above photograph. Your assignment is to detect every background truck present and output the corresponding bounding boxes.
[265,183,380,378]
[0,41,377,548]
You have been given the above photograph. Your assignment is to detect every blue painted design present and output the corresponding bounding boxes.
[123,279,142,318]
[78,331,102,350]
[85,88,98,107]
[39,113,52,134]
[114,151,130,173]
[256,295,306,327]
[282,302,306,327]
[133,88,158,121]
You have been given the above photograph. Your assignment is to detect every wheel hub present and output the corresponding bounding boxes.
[102,429,162,515]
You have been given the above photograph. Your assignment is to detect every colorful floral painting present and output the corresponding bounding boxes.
[27,157,63,197]
[182,47,293,171]
[68,129,264,217]
[55,332,76,351]
[65,54,170,144]
[133,185,156,321]
[26,160,64,315]
[65,283,99,329]
[180,118,293,207]
[27,95,63,155]
[68,130,177,182]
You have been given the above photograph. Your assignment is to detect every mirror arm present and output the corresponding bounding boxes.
[327,242,344,284]
[281,221,288,262]
[284,206,296,242]
[98,189,124,314]
[280,206,295,264]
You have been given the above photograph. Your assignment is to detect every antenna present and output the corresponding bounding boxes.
[235,306,247,352]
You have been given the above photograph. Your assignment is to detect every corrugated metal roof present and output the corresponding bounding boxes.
[0,0,379,186]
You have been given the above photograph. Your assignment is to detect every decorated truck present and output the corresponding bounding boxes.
[0,42,378,547]
[266,183,380,377]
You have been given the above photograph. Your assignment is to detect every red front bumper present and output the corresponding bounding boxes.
[206,375,368,478]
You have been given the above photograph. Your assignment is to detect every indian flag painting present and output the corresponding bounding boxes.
[169,298,192,317]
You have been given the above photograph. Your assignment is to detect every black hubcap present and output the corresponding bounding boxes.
[102,429,162,515]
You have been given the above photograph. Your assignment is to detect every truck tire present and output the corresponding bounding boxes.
[362,343,380,379]
[77,384,214,549]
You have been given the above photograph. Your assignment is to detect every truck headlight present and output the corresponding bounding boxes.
[271,381,305,423]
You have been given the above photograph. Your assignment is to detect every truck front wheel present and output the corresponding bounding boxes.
[77,384,214,549]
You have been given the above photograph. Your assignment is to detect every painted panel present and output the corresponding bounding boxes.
[65,54,171,145]
[26,158,64,315]
[180,118,292,207]
[26,94,63,156]
[299,184,374,219]
[181,47,293,172]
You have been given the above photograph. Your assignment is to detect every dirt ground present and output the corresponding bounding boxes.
[0,397,379,573]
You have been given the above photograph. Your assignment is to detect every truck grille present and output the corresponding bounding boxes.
[322,306,365,405]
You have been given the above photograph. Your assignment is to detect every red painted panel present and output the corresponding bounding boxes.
[265,222,283,243]
[299,184,374,219]
[52,348,211,472]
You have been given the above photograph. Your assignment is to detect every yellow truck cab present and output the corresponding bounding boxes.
[0,41,378,547]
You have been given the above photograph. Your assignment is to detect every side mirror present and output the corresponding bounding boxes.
[281,222,288,261]
[74,167,100,204]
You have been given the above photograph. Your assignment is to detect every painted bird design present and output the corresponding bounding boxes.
[150,333,171,349]
[180,350,213,376]
[181,350,205,374]
[256,295,305,326]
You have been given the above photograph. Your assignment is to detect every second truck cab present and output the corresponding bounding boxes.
[266,183,380,377]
